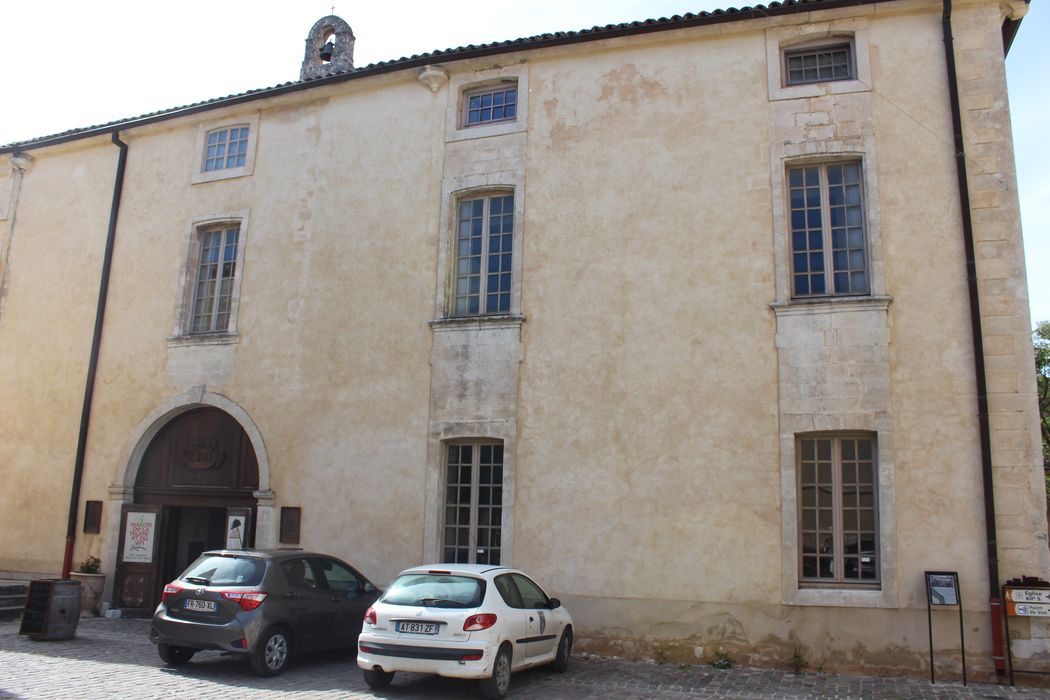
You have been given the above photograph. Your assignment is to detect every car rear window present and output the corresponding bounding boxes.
[180,555,265,586]
[380,574,485,608]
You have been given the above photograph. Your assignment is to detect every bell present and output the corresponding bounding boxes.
[319,41,335,62]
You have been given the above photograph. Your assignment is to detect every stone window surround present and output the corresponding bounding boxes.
[435,180,525,321]
[774,297,897,609]
[766,19,871,101]
[191,113,260,185]
[423,421,517,566]
[170,210,250,344]
[771,149,885,305]
[445,64,529,143]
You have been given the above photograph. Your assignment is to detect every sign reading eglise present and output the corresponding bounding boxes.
[1005,588,1050,616]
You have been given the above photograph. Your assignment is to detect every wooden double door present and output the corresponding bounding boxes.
[114,408,259,617]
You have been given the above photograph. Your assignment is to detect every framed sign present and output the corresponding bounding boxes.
[926,571,960,606]
[225,507,251,550]
[122,511,157,563]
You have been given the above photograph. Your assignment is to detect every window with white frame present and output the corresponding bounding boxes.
[190,224,240,334]
[444,442,503,565]
[453,192,514,316]
[784,43,854,86]
[798,434,879,586]
[462,83,518,127]
[789,161,868,298]
[203,126,250,173]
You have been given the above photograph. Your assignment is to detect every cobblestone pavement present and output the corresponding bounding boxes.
[2,617,1050,699]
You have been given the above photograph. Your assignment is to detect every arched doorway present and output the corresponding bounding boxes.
[113,407,259,616]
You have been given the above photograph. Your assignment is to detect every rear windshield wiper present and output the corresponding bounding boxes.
[184,576,211,586]
[418,597,469,608]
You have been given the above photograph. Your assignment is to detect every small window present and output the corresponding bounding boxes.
[788,161,868,298]
[444,441,503,564]
[785,43,854,85]
[798,434,879,585]
[203,126,250,172]
[190,224,240,333]
[453,193,514,316]
[463,85,518,127]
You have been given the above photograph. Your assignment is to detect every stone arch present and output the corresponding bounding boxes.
[301,14,355,80]
[106,387,276,555]
[118,386,270,491]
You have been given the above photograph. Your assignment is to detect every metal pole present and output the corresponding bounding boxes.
[928,592,936,684]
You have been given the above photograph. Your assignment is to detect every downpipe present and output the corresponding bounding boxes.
[941,0,1004,674]
[61,132,127,578]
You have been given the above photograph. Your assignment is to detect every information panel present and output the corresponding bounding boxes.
[926,571,960,606]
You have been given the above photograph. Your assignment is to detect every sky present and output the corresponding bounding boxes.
[0,0,1045,324]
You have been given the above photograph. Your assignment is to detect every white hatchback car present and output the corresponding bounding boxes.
[357,564,573,698]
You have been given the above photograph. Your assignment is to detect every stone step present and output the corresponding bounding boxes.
[0,581,29,621]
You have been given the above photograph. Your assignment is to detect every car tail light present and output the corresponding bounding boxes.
[364,607,377,625]
[463,613,497,631]
[161,583,183,603]
[220,591,269,611]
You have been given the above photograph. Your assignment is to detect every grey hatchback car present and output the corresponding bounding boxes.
[150,548,379,676]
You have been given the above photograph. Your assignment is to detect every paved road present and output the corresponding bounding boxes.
[2,617,1050,699]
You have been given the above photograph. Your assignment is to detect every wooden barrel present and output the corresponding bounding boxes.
[21,579,81,641]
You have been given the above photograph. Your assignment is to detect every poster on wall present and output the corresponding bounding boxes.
[122,511,157,563]
[226,515,246,550]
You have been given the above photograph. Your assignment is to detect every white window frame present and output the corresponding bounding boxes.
[783,41,855,87]
[172,212,249,341]
[191,114,260,184]
[787,159,870,299]
[442,440,506,565]
[461,82,519,128]
[451,190,515,317]
[797,433,880,587]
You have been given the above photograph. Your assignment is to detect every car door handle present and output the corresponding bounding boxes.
[284,592,303,600]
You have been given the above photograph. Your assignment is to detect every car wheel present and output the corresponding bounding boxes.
[362,667,395,689]
[551,627,573,673]
[158,643,196,666]
[250,627,291,677]
[480,644,512,699]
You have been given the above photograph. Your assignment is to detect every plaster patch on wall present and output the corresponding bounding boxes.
[597,64,668,106]
[166,342,236,387]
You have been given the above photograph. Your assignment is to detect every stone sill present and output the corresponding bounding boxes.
[771,295,892,317]
[429,314,525,332]
[167,333,240,348]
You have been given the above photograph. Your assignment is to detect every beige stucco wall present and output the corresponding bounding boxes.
[0,0,1044,678]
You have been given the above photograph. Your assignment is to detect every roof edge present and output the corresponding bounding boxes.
[1,0,902,155]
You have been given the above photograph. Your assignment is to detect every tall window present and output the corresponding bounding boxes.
[789,162,868,298]
[798,434,879,585]
[444,442,503,565]
[454,193,514,316]
[463,84,518,127]
[784,43,854,85]
[190,225,239,333]
[203,126,250,172]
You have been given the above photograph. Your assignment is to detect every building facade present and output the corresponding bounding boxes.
[0,0,1044,678]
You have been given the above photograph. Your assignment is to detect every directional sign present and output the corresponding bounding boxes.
[1005,589,1050,604]
[1008,602,1050,617]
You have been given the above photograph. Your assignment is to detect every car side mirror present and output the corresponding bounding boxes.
[548,598,561,610]
[363,581,377,595]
